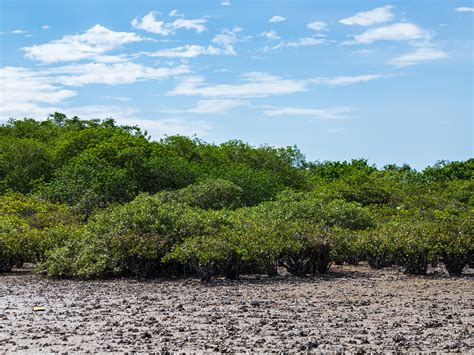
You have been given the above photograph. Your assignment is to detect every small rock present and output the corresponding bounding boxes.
[392,333,406,343]
[424,320,443,328]
[301,340,319,350]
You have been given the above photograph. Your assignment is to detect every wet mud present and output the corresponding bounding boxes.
[0,264,473,352]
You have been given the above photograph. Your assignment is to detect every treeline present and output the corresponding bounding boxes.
[0,113,472,280]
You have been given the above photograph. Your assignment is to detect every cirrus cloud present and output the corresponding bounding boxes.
[147,44,221,58]
[312,74,387,86]
[266,37,326,51]
[269,16,286,23]
[169,72,309,98]
[388,47,448,66]
[307,21,327,31]
[340,5,394,26]
[131,11,207,35]
[161,99,247,114]
[455,7,474,12]
[263,106,353,120]
[348,23,427,44]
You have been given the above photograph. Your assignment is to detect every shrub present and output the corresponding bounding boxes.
[323,199,374,230]
[0,194,77,272]
[362,227,395,269]
[0,218,26,272]
[164,229,239,282]
[330,229,364,266]
[220,165,284,206]
[237,217,287,277]
[38,226,87,277]
[0,137,52,194]
[279,224,332,276]
[436,213,473,275]
[392,220,436,275]
[158,179,243,210]
[333,171,398,206]
[250,192,374,231]
[42,194,213,278]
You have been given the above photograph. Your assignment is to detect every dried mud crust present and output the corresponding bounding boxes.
[0,264,473,352]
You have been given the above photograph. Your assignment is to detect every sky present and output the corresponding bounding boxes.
[0,0,473,169]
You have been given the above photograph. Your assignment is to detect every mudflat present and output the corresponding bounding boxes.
[0,264,473,353]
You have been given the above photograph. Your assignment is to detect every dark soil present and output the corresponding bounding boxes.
[0,264,473,352]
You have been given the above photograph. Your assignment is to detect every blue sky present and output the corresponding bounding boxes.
[0,0,473,169]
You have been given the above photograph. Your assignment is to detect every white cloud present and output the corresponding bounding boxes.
[147,44,221,58]
[212,27,242,55]
[119,118,211,137]
[267,37,326,51]
[455,7,474,12]
[171,18,207,33]
[388,47,448,66]
[41,25,50,30]
[284,37,326,47]
[263,106,352,120]
[62,107,211,137]
[48,105,211,136]
[12,29,28,34]
[190,99,246,113]
[1,97,210,138]
[92,54,129,63]
[260,30,280,40]
[0,65,209,138]
[340,5,394,26]
[168,9,183,17]
[162,99,247,114]
[100,96,132,101]
[0,66,77,118]
[46,63,190,86]
[169,72,308,98]
[269,16,286,23]
[349,23,427,44]
[60,105,138,120]
[146,28,244,58]
[307,21,327,31]
[312,74,386,86]
[131,11,207,35]
[23,25,144,63]
[221,1,231,6]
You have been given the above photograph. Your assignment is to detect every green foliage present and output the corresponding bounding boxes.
[422,159,474,182]
[309,159,377,181]
[362,224,396,269]
[0,137,52,193]
[435,212,474,275]
[42,193,214,278]
[376,218,437,275]
[279,223,333,276]
[330,229,364,266]
[0,114,472,280]
[158,179,243,210]
[0,193,77,272]
[0,217,28,272]
[248,191,374,231]
[164,229,239,281]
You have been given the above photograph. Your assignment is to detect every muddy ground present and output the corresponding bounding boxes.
[0,264,473,353]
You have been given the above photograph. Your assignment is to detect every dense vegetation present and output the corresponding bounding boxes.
[1,113,473,280]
